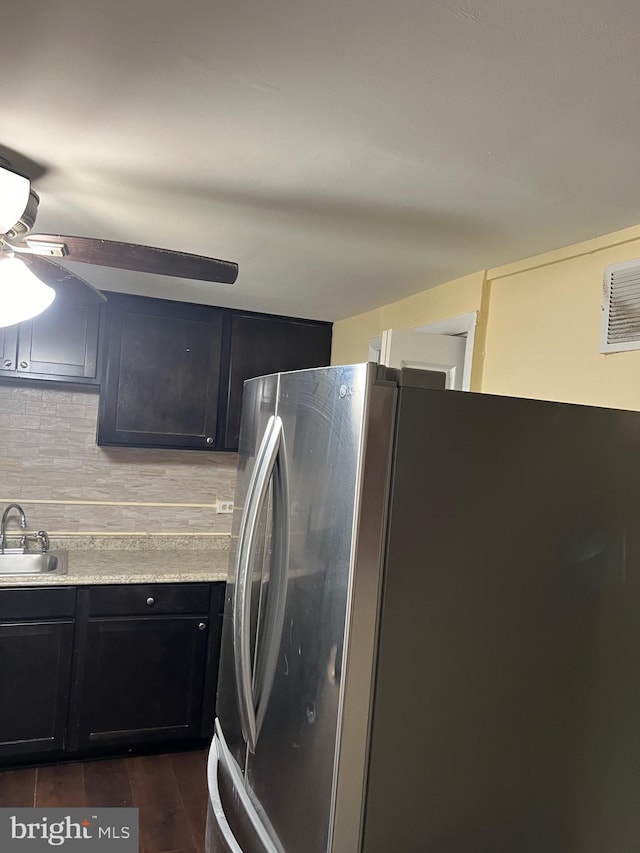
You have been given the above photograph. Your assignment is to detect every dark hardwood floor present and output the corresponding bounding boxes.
[0,749,208,853]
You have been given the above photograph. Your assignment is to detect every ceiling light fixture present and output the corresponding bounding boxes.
[0,165,30,234]
[0,256,56,328]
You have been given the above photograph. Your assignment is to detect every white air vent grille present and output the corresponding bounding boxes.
[601,260,640,352]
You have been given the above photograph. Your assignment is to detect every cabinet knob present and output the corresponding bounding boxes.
[146,597,155,606]
[3,359,12,368]
[206,437,214,445]
[198,622,207,631]
[19,361,28,369]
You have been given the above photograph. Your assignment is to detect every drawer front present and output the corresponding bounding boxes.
[87,583,211,616]
[0,587,76,620]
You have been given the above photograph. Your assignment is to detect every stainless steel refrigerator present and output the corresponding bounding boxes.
[207,362,640,853]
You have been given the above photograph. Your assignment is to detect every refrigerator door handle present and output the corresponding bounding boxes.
[253,425,290,737]
[208,721,283,853]
[207,735,244,853]
[234,415,283,753]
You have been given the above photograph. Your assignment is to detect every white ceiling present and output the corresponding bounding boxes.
[3,0,640,321]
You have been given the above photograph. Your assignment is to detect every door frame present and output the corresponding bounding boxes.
[368,311,477,391]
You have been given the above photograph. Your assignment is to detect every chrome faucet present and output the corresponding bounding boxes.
[0,504,27,554]
[34,530,50,554]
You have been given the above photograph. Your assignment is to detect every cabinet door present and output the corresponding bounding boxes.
[0,303,100,383]
[223,313,332,449]
[0,326,19,374]
[73,615,209,748]
[0,620,74,758]
[98,294,223,449]
[16,300,101,380]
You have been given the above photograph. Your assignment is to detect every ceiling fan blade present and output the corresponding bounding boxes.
[0,147,48,183]
[25,234,239,285]
[21,255,107,305]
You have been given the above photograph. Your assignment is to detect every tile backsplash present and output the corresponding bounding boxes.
[0,385,237,538]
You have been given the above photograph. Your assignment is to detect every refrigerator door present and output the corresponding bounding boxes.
[361,379,640,852]
[244,364,371,853]
[215,373,279,770]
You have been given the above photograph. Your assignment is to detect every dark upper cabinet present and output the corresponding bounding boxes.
[0,327,18,372]
[0,292,332,442]
[98,294,332,452]
[98,293,224,450]
[0,299,101,383]
[222,312,332,450]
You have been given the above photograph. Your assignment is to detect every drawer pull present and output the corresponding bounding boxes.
[198,622,207,631]
[146,597,155,607]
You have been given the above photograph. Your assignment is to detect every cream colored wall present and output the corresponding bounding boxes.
[331,222,640,412]
[482,224,640,411]
[331,271,485,365]
[331,308,383,365]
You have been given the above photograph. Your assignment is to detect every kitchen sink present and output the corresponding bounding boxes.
[0,551,68,575]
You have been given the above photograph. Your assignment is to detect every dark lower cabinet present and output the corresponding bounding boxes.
[73,616,208,748]
[68,581,224,755]
[0,620,74,758]
[0,587,76,760]
[0,581,225,766]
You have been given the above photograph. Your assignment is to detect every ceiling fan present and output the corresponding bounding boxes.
[0,160,238,327]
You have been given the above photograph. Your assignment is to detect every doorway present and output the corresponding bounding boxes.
[368,311,477,391]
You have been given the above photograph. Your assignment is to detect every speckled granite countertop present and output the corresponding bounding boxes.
[0,535,231,587]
